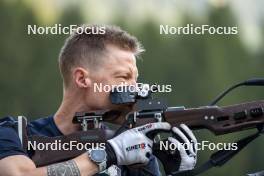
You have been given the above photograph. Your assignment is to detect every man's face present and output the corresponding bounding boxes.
[85,44,139,110]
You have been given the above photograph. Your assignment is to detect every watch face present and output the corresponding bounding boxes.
[91,149,106,163]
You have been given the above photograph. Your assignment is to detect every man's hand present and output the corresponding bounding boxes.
[106,122,171,166]
[154,124,198,174]
[169,124,197,171]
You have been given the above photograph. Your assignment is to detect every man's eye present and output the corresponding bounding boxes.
[118,75,129,79]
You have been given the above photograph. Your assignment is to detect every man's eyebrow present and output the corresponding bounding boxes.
[112,69,129,75]
[113,67,138,79]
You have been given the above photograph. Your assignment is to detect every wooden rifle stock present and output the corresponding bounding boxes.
[133,100,264,135]
[164,100,264,135]
[30,129,114,167]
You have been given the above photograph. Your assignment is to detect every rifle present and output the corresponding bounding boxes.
[23,78,264,175]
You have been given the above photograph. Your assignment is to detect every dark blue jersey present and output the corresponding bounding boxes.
[0,116,160,176]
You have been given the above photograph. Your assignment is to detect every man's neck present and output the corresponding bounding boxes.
[54,91,90,135]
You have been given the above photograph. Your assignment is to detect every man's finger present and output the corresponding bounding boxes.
[180,124,198,154]
[172,127,195,156]
[180,124,197,144]
[168,137,188,158]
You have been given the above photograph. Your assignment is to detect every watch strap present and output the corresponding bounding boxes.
[98,160,107,172]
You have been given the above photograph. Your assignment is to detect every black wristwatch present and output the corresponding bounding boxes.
[87,148,107,172]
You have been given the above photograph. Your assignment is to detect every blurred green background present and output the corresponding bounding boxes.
[0,0,264,175]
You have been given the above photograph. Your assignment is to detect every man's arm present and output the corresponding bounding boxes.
[0,122,172,176]
[0,152,98,176]
[0,119,99,176]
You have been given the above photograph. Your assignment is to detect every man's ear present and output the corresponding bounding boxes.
[73,67,92,88]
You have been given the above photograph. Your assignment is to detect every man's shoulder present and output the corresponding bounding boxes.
[28,116,62,137]
[28,116,53,131]
[0,116,18,128]
[0,115,62,137]
[0,115,62,160]
[0,116,20,142]
[0,116,26,159]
